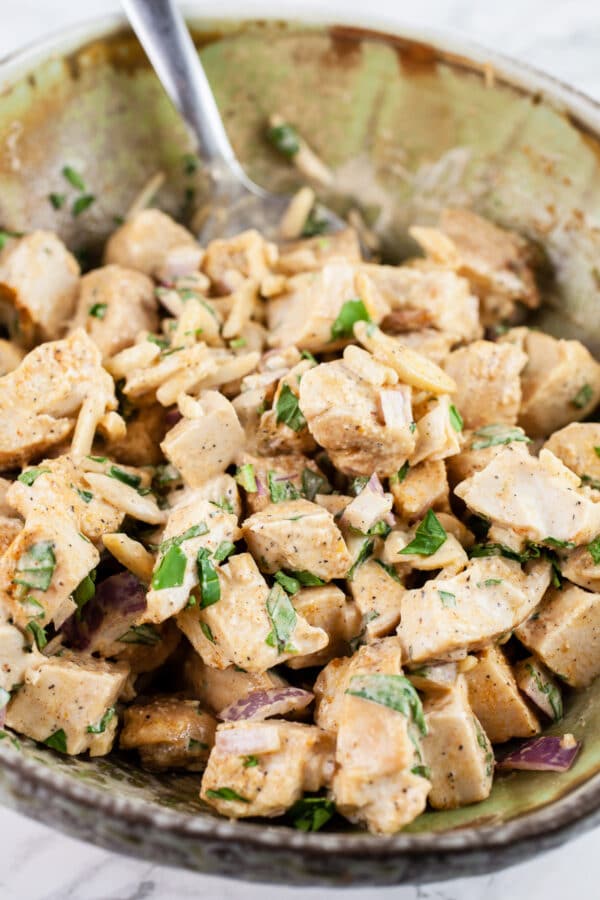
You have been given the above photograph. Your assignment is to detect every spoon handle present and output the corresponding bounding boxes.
[121,0,248,185]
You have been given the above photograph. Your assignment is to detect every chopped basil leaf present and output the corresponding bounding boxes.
[87,455,108,463]
[206,786,249,803]
[213,541,236,563]
[182,153,199,175]
[470,424,531,451]
[374,558,403,583]
[267,122,300,158]
[75,487,93,504]
[197,548,220,608]
[200,621,216,643]
[17,467,50,486]
[438,590,456,607]
[346,673,427,735]
[72,194,95,216]
[300,349,317,364]
[210,498,234,514]
[588,535,600,564]
[275,383,306,432]
[477,578,503,588]
[243,755,259,768]
[267,470,300,503]
[594,446,600,459]
[524,662,563,721]
[159,522,209,552]
[118,624,161,646]
[274,571,301,594]
[543,537,575,549]
[411,764,431,779]
[265,583,297,653]
[301,209,329,238]
[330,298,371,340]
[572,383,593,408]
[399,510,447,557]
[473,717,494,776]
[229,337,247,349]
[301,467,331,501]
[26,620,47,650]
[367,520,391,538]
[49,192,66,209]
[390,461,409,485]
[292,570,325,586]
[581,474,600,491]
[152,544,187,590]
[108,465,141,488]
[20,595,45,617]
[449,404,463,432]
[86,706,116,734]
[147,334,170,350]
[43,728,67,753]
[289,796,335,832]
[62,165,86,190]
[346,538,374,581]
[0,229,21,250]
[189,738,209,751]
[235,463,257,493]
[469,541,532,563]
[73,572,95,611]
[15,541,56,592]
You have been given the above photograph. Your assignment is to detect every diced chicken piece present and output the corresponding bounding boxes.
[299,357,415,477]
[421,676,493,808]
[0,339,24,375]
[410,395,462,466]
[169,473,241,520]
[243,499,352,580]
[235,452,322,515]
[6,653,129,756]
[120,696,216,770]
[340,476,393,534]
[382,528,468,576]
[0,622,42,691]
[465,645,540,743]
[513,657,563,721]
[268,260,389,352]
[502,328,600,438]
[0,329,117,468]
[143,496,237,623]
[390,460,449,521]
[455,444,600,545]
[161,391,244,488]
[443,340,527,429]
[446,426,529,487]
[287,585,361,668]
[332,639,430,834]
[347,559,404,641]
[105,403,168,467]
[201,721,335,818]
[543,423,600,480]
[0,512,99,630]
[561,545,600,593]
[104,209,198,277]
[202,229,275,295]
[516,582,600,687]
[177,553,328,672]
[398,557,551,664]
[69,265,158,359]
[365,264,481,344]
[181,650,287,714]
[314,655,353,734]
[275,228,362,275]
[0,231,80,345]
[255,362,317,456]
[0,516,22,556]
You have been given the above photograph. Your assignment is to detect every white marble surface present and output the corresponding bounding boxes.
[1,1,600,898]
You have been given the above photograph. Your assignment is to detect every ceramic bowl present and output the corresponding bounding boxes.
[1,10,600,886]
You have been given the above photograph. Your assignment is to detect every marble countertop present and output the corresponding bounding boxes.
[1,1,600,898]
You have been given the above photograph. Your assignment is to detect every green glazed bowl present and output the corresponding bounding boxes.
[1,10,600,885]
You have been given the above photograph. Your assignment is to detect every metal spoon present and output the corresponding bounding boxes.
[121,0,346,243]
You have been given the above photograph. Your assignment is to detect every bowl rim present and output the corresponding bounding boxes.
[1,6,600,860]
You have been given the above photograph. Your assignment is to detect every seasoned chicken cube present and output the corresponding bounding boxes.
[314,656,353,734]
[287,585,361,668]
[299,357,416,477]
[421,676,493,809]
[120,696,216,770]
[513,657,563,721]
[267,260,389,352]
[446,425,529,487]
[275,228,362,275]
[390,460,449,521]
[202,229,275,295]
[201,721,335,818]
[455,444,600,545]
[382,527,468,576]
[104,209,199,277]
[0,622,42,692]
[255,362,317,456]
[169,473,241,520]
[177,553,328,673]
[0,516,22,556]
[235,452,323,515]
[443,340,527,429]
[516,582,600,687]
[0,339,25,375]
[0,231,80,345]
[69,265,158,359]
[5,653,129,756]
[331,639,430,834]
[398,557,551,663]
[502,328,600,438]
[242,499,352,580]
[181,650,288,714]
[464,645,540,743]
[339,476,393,534]
[347,559,404,641]
[543,423,600,480]
[161,391,245,488]
[105,403,169,467]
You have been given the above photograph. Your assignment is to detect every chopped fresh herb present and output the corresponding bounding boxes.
[182,152,198,175]
[349,476,369,496]
[289,796,335,832]
[588,535,600,564]
[301,209,328,238]
[367,520,391,538]
[438,590,456,607]
[267,122,300,158]
[389,461,409,485]
[300,349,317,364]
[200,622,216,643]
[62,165,86,190]
[301,467,331,501]
[594,447,600,459]
[159,523,209,553]
[213,541,236,563]
[449,404,463,432]
[477,578,503,588]
[206,787,249,803]
[399,510,447,557]
[43,729,67,753]
[235,463,257,493]
[470,424,531,451]
[275,383,306,432]
[229,337,247,349]
[346,673,427,735]
[72,194,95,216]
[265,583,297,653]
[15,541,56,592]
[292,570,325,586]
[346,538,375,581]
[524,662,563,721]
[267,470,300,503]
[197,548,220,608]
[49,193,66,209]
[210,498,234,514]
[86,706,116,734]
[108,465,141,489]
[411,764,432,779]
[409,421,417,434]
[0,229,21,250]
[543,537,575,549]
[117,624,161,646]
[17,467,50,486]
[374,558,403,583]
[26,620,47,650]
[330,298,371,340]
[274,571,301,594]
[87,302,108,320]
[147,334,170,350]
[473,716,494,777]
[20,595,45,618]
[152,544,187,590]
[572,383,593,408]
[188,739,209,751]
[75,487,93,504]
[87,455,108,463]
[470,541,532,563]
[243,755,259,768]
[581,474,600,491]
[73,572,96,612]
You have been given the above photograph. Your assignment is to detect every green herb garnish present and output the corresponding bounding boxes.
[389,461,409,485]
[346,673,427,735]
[15,541,56,592]
[108,465,141,489]
[438,590,456,607]
[152,544,187,591]
[72,194,95,216]
[62,165,86,190]
[73,572,95,612]
[292,570,325,586]
[26,620,47,650]
[213,541,236,563]
[243,755,259,768]
[588,535,600,564]
[301,468,331,501]
[117,624,161,646]
[159,523,209,553]
[235,463,257,493]
[265,583,297,653]
[75,487,93,504]
[524,662,563,721]
[267,122,300,158]
[399,510,447,557]
[274,571,301,594]
[200,622,216,644]
[43,729,67,753]
[17,467,50,486]
[275,384,306,432]
[86,706,116,734]
[346,538,374,581]
[49,193,66,209]
[572,383,593,408]
[206,787,249,803]
[197,548,220,608]
[267,470,301,503]
[289,796,335,832]
[330,298,371,340]
[470,424,531,451]
[449,404,463,432]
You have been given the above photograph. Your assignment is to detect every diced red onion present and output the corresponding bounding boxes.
[218,687,314,722]
[379,386,412,430]
[366,473,385,495]
[215,724,282,755]
[255,476,267,497]
[165,408,182,427]
[497,735,582,772]
[61,571,147,651]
